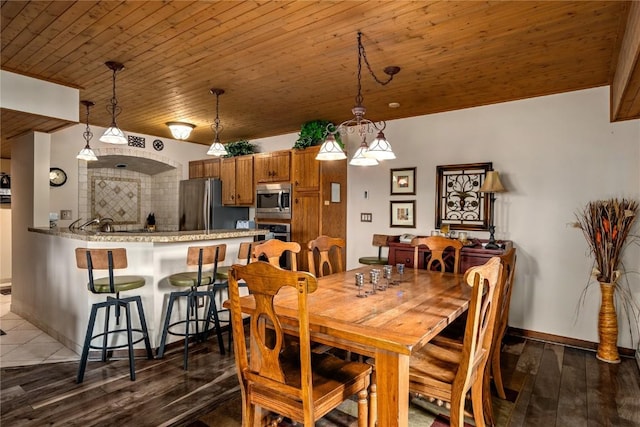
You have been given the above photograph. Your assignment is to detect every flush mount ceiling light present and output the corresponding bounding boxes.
[317,31,400,165]
[99,61,127,144]
[206,88,229,157]
[76,100,98,161]
[166,121,195,140]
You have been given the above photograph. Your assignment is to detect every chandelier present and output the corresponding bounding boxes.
[99,61,127,144]
[76,100,98,161]
[166,121,195,140]
[317,32,400,165]
[206,88,229,156]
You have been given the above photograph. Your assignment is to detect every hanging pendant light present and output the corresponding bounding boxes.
[99,61,127,144]
[349,136,378,166]
[166,121,195,140]
[207,88,229,157]
[318,32,400,165]
[77,100,98,161]
[316,133,346,160]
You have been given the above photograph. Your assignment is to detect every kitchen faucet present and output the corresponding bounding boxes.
[69,216,102,231]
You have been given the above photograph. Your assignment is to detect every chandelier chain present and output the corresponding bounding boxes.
[83,102,93,143]
[358,32,395,88]
[106,66,122,121]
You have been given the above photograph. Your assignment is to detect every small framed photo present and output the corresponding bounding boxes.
[390,167,416,195]
[390,200,416,228]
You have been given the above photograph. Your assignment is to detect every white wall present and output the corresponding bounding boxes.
[12,86,640,352]
[0,158,11,283]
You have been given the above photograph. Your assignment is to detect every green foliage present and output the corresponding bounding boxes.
[224,140,256,157]
[293,120,342,150]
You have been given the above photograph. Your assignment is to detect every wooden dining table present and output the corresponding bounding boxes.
[230,265,472,426]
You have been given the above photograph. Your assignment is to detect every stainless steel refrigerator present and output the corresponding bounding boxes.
[179,178,249,231]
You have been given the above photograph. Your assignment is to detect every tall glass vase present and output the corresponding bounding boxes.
[596,282,621,363]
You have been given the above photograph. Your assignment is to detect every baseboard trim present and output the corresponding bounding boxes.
[508,327,636,358]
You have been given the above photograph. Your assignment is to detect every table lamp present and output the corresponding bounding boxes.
[479,171,506,249]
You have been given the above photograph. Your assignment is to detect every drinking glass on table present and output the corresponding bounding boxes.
[355,273,367,298]
[369,269,380,294]
[383,265,393,288]
[396,263,405,284]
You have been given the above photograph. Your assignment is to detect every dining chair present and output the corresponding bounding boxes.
[307,235,345,277]
[157,244,227,368]
[253,239,301,271]
[358,234,395,266]
[408,256,504,427]
[75,248,153,383]
[227,261,372,426]
[412,235,463,273]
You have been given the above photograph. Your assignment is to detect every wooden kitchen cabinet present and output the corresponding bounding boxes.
[189,158,220,179]
[188,160,204,179]
[221,155,254,205]
[291,145,347,272]
[254,150,290,183]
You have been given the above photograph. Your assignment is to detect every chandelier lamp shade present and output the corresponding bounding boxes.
[317,32,400,165]
[76,100,98,161]
[478,170,507,250]
[166,122,195,140]
[99,61,127,144]
[207,88,229,157]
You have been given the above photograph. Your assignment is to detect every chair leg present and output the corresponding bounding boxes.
[183,292,191,370]
[471,375,487,427]
[133,296,153,359]
[156,293,178,359]
[207,289,226,355]
[77,303,100,383]
[357,388,368,427]
[124,301,136,381]
[101,304,110,362]
[492,346,506,399]
[368,370,377,427]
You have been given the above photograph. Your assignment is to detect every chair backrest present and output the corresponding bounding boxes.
[307,235,345,277]
[228,261,318,417]
[75,248,128,293]
[410,237,430,269]
[413,236,463,273]
[186,244,227,286]
[253,239,301,271]
[237,241,257,264]
[371,234,392,259]
[452,256,504,421]
[494,247,517,349]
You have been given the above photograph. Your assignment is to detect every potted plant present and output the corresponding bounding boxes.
[224,140,256,157]
[293,119,342,150]
[573,198,638,363]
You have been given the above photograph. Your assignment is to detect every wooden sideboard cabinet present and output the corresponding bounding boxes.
[388,239,513,272]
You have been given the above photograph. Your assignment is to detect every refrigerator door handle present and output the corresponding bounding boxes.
[204,180,210,233]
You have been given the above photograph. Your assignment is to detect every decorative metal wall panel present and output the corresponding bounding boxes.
[128,135,145,148]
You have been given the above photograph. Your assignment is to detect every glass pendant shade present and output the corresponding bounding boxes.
[207,139,228,156]
[77,144,98,161]
[349,141,378,166]
[100,125,128,144]
[316,134,347,160]
[364,131,396,160]
[167,122,195,140]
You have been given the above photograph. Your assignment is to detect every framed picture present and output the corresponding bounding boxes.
[390,167,416,195]
[435,162,492,231]
[390,200,416,228]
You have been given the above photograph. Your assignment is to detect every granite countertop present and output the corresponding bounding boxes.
[29,227,267,243]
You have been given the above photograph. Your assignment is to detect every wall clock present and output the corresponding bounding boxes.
[153,139,164,151]
[49,167,67,187]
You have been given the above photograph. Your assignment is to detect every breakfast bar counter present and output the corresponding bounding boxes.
[18,227,267,356]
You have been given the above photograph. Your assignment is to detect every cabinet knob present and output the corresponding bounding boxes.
[295,198,299,204]
[231,195,235,200]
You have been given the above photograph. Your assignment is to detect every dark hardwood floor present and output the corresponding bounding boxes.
[1,332,639,426]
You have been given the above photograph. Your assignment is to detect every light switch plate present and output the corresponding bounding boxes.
[60,209,72,220]
[361,213,372,222]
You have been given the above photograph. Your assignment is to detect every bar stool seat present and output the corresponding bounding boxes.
[75,248,153,384]
[358,234,395,266]
[157,244,227,370]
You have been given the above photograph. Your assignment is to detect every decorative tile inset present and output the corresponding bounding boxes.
[91,176,141,224]
[128,135,145,148]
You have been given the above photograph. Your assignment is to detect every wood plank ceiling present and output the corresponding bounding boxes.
[1,1,638,160]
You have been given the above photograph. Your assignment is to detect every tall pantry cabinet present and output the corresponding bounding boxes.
[291,145,347,272]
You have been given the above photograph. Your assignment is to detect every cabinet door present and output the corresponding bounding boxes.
[235,155,254,205]
[292,146,320,191]
[292,191,320,272]
[203,158,220,178]
[394,248,416,269]
[189,160,204,179]
[253,153,272,183]
[220,158,236,205]
[270,150,290,182]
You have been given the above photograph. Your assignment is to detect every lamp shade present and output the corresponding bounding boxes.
[364,131,396,160]
[316,134,347,161]
[77,145,98,161]
[479,171,506,193]
[100,126,128,144]
[349,142,378,166]
[167,122,195,140]
[207,140,228,156]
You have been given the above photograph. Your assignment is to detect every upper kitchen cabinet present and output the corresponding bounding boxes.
[188,158,220,179]
[254,150,291,183]
[221,156,254,206]
[291,146,321,192]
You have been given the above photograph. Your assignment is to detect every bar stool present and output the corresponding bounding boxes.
[75,248,153,384]
[358,234,395,266]
[157,244,227,369]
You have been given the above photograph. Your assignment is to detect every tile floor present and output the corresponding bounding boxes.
[0,288,79,368]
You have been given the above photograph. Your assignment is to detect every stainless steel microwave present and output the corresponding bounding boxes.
[255,183,292,219]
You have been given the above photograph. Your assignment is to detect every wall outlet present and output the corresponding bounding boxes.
[60,209,72,220]
[361,213,372,222]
